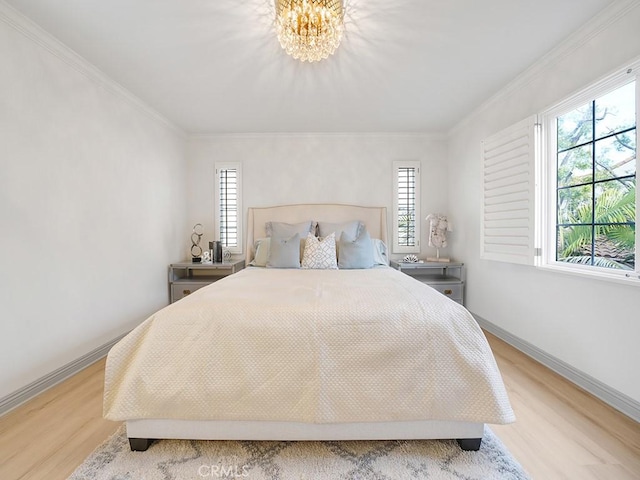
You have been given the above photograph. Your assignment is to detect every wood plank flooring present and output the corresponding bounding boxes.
[0,332,638,479]
[488,333,640,479]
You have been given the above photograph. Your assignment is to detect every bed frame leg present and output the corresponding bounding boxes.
[457,438,482,451]
[129,437,154,451]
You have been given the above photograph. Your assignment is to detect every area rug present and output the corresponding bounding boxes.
[68,425,530,479]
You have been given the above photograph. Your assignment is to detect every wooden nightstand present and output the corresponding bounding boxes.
[391,260,465,305]
[168,259,244,303]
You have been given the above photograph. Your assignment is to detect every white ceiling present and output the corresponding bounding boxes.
[6,0,614,134]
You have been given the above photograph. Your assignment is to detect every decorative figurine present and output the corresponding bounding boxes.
[425,214,452,262]
[191,223,204,263]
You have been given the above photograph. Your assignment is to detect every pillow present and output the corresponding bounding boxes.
[266,221,316,238]
[267,233,301,268]
[249,237,270,267]
[317,220,362,239]
[250,236,309,267]
[301,232,338,269]
[372,239,389,266]
[338,227,374,269]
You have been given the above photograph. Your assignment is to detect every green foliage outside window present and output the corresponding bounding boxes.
[556,81,636,270]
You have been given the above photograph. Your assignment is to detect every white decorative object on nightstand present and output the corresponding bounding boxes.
[425,214,452,262]
[391,260,465,305]
[168,259,244,303]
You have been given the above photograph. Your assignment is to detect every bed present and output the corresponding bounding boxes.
[103,204,514,451]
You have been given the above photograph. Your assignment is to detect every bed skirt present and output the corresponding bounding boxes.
[126,418,484,442]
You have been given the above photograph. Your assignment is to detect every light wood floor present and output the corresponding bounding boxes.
[0,332,638,480]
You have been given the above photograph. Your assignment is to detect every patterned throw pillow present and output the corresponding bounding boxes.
[301,232,338,269]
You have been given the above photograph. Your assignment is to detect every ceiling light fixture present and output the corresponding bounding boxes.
[275,0,344,63]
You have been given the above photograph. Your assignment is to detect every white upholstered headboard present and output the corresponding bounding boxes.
[246,204,388,263]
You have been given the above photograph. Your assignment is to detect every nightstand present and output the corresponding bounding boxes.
[391,260,465,305]
[168,259,244,303]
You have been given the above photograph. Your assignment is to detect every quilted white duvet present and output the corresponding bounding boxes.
[104,267,514,425]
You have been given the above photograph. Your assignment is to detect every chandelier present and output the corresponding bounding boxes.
[275,0,344,63]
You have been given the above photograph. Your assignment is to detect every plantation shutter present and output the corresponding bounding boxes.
[393,161,421,254]
[481,116,538,265]
[215,162,242,254]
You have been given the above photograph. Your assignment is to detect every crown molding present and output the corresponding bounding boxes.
[448,0,640,138]
[189,131,447,141]
[0,1,185,137]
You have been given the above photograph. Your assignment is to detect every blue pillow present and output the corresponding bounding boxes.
[266,221,315,238]
[317,220,362,239]
[267,233,301,268]
[338,228,374,269]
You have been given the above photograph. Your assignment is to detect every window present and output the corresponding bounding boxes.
[215,162,242,254]
[542,68,637,280]
[481,60,640,284]
[393,161,421,253]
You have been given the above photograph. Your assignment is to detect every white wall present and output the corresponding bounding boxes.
[447,4,640,403]
[0,13,188,398]
[187,133,449,259]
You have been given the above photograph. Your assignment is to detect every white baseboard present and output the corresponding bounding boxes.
[0,333,126,416]
[474,313,640,423]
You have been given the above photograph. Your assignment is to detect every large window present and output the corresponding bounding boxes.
[393,161,421,253]
[215,162,242,254]
[554,82,636,270]
[543,70,637,279]
[481,61,639,284]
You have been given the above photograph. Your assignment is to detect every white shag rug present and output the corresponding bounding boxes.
[68,425,530,479]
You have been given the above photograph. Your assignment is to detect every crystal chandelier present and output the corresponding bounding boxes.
[275,0,344,63]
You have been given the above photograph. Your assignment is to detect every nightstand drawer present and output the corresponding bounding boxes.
[426,283,463,302]
[171,283,207,301]
[391,260,465,306]
[169,260,245,303]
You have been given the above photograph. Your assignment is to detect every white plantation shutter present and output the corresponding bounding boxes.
[215,162,242,254]
[393,161,421,254]
[481,116,538,265]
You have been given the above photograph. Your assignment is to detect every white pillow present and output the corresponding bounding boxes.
[301,232,338,269]
[372,239,389,266]
[250,237,271,267]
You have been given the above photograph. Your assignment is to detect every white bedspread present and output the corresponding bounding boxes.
[104,267,514,425]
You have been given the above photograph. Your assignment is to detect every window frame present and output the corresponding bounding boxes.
[214,162,242,255]
[539,63,639,284]
[392,160,421,254]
